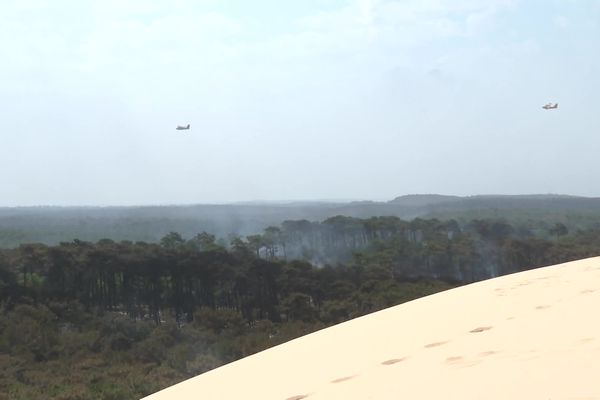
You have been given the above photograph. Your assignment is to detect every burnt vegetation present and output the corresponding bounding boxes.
[0,215,598,399]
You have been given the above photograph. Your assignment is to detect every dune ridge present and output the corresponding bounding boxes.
[144,257,600,399]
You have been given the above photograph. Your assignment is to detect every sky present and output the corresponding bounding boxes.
[2,0,599,206]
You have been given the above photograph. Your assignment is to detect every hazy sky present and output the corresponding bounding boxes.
[2,0,599,206]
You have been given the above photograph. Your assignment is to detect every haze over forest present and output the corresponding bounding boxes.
[2,2,600,398]
[3,193,600,249]
[2,0,600,206]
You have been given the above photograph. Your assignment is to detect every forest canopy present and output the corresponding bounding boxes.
[1,215,598,399]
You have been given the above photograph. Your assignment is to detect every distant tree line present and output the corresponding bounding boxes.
[0,236,451,327]
[4,195,600,249]
[0,217,593,328]
[230,216,577,280]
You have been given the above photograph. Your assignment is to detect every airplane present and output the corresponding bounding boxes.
[542,103,558,110]
[176,124,190,130]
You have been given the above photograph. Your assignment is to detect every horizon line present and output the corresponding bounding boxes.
[0,193,592,208]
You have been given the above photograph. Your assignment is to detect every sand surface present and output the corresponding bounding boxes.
[143,257,600,399]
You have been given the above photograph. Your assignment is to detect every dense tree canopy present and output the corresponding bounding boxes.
[2,216,600,399]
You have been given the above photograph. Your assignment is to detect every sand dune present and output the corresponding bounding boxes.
[143,257,600,399]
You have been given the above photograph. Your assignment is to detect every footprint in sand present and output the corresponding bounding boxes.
[470,326,493,333]
[330,375,357,384]
[381,358,406,365]
[424,341,449,348]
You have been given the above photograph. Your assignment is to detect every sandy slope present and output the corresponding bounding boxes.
[143,257,600,399]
